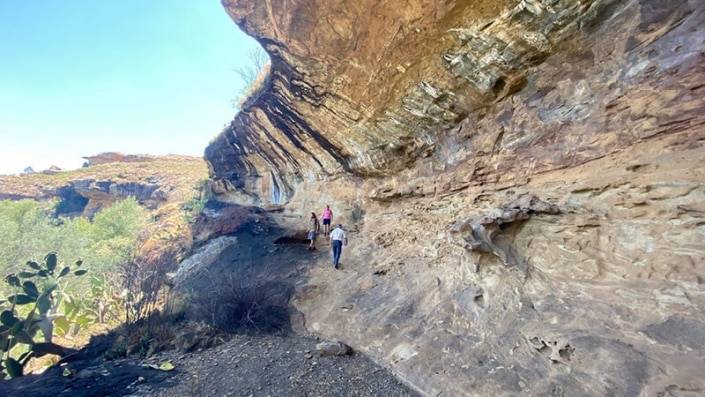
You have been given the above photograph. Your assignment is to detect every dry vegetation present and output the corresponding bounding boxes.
[233,46,271,111]
[0,155,208,204]
[235,62,271,110]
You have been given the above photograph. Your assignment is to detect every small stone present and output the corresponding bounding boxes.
[77,369,94,379]
[313,341,353,357]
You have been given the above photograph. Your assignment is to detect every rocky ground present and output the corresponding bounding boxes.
[131,334,416,397]
[0,333,415,397]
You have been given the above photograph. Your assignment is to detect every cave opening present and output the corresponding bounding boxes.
[54,186,89,217]
[273,233,310,245]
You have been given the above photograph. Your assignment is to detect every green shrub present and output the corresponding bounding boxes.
[0,198,149,294]
[182,179,211,224]
[0,197,150,367]
[0,253,87,378]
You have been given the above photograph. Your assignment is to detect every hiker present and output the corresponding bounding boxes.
[322,205,333,236]
[308,212,320,251]
[330,224,347,269]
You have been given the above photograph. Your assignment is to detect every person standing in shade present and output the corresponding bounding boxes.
[308,212,320,251]
[322,205,333,237]
[330,224,347,269]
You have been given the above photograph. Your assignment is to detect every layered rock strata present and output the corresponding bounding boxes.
[204,0,705,395]
[208,0,704,205]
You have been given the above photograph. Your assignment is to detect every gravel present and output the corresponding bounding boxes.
[130,334,417,397]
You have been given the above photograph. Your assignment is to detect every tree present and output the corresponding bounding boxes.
[232,46,270,110]
[233,46,269,86]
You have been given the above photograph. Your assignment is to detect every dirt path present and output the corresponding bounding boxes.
[131,334,416,397]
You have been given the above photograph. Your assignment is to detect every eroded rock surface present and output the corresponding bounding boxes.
[449,194,560,273]
[203,0,705,395]
[208,0,705,205]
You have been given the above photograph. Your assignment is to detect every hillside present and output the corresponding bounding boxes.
[0,154,207,213]
[0,153,210,277]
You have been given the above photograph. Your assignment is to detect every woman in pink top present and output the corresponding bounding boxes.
[322,205,333,236]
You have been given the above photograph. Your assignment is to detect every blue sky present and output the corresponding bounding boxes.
[0,1,261,174]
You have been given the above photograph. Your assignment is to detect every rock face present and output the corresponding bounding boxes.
[0,177,164,217]
[204,1,705,396]
[208,0,705,205]
[56,179,165,216]
[449,194,560,273]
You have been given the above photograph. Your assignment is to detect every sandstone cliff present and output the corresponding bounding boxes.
[203,1,705,395]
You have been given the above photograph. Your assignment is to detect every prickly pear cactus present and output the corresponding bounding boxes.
[0,252,87,378]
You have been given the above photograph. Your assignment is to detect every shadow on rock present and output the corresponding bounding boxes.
[0,203,318,396]
[173,202,318,336]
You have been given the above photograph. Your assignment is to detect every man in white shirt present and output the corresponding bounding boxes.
[329,224,348,269]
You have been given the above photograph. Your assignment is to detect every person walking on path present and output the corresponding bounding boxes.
[308,212,320,251]
[322,205,333,236]
[330,224,347,269]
